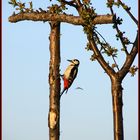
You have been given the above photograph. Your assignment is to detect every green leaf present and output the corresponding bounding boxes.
[129,65,138,76]
[90,54,97,61]
[29,1,33,9]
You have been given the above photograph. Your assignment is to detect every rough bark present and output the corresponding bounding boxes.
[111,76,124,140]
[8,12,114,25]
[48,21,61,140]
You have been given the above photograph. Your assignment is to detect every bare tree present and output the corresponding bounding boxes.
[8,0,138,140]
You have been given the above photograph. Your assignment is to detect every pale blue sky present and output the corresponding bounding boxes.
[2,0,138,140]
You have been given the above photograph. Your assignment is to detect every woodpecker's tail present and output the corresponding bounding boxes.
[60,88,65,98]
[60,88,68,98]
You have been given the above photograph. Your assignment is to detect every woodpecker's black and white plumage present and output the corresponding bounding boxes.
[60,59,80,97]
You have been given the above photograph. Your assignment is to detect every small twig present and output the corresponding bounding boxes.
[94,30,119,71]
[94,29,108,44]
[75,0,82,7]
[112,56,119,71]
[118,0,138,25]
[88,36,116,77]
[109,7,129,55]
[118,33,138,80]
[60,0,78,8]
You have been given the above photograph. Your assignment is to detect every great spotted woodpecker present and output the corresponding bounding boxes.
[60,59,80,97]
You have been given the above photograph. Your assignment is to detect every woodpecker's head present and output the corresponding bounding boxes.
[67,59,80,67]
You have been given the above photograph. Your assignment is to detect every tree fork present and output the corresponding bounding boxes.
[111,77,124,140]
[48,21,61,140]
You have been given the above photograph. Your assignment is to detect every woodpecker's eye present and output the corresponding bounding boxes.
[72,59,79,65]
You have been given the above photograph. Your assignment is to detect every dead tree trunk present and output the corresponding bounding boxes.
[111,77,124,140]
[48,21,61,140]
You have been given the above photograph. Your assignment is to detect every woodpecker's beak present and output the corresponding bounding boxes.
[67,59,72,63]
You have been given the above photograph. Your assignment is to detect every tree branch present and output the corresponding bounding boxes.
[118,33,138,80]
[60,0,78,8]
[118,0,138,25]
[75,0,82,7]
[89,37,116,78]
[109,7,129,55]
[94,30,120,71]
[8,12,114,25]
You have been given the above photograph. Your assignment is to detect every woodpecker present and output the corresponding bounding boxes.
[60,59,80,97]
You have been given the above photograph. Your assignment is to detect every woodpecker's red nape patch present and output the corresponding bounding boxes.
[64,78,69,89]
